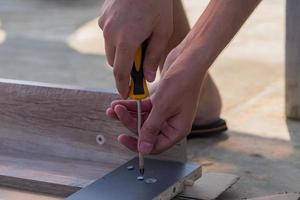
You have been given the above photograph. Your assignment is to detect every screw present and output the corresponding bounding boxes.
[127,165,134,170]
[96,134,105,145]
[145,178,157,184]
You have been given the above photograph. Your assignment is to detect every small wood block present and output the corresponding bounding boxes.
[66,157,202,200]
[180,172,240,200]
[247,193,300,200]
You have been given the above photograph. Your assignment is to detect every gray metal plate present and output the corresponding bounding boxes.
[66,157,199,200]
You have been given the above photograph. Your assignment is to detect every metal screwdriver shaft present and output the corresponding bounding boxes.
[129,41,149,176]
[137,100,144,175]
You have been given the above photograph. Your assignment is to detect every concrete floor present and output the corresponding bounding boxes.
[0,0,300,199]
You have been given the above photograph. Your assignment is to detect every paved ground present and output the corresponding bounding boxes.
[0,0,114,91]
[0,0,300,199]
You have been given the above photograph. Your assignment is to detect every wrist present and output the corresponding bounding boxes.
[184,43,214,72]
[178,29,218,73]
[162,49,208,90]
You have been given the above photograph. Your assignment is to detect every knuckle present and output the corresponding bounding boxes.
[117,39,136,50]
[98,17,105,29]
[118,33,141,48]
[143,123,160,136]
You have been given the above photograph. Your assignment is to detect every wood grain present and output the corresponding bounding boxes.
[0,79,186,196]
[286,0,300,119]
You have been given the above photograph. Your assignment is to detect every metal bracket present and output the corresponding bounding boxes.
[66,157,201,200]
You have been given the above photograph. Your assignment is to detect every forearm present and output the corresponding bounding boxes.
[182,0,261,71]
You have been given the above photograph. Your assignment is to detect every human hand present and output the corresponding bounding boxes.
[98,0,174,98]
[107,44,209,154]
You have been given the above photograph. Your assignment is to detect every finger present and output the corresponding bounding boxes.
[104,40,115,67]
[107,104,138,120]
[151,121,184,154]
[113,43,137,98]
[106,107,118,120]
[98,15,105,30]
[138,108,165,154]
[111,100,137,111]
[143,32,169,82]
[114,104,138,134]
[118,134,138,152]
[111,99,152,112]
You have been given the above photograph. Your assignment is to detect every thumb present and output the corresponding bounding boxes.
[138,108,165,154]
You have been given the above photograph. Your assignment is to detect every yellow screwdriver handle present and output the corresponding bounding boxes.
[129,41,149,100]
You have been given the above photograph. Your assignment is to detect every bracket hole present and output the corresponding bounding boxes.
[96,134,105,145]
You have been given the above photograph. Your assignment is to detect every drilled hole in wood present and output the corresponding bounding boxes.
[173,187,176,193]
[96,134,105,145]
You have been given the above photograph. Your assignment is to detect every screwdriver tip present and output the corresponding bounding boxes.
[139,168,144,175]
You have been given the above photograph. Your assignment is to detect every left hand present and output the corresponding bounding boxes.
[107,43,209,154]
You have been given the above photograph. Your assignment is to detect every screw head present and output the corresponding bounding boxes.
[96,134,105,145]
[145,178,157,184]
[126,165,134,170]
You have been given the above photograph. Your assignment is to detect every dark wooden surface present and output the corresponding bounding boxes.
[0,79,186,196]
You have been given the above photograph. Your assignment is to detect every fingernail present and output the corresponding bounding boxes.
[139,141,153,154]
[146,70,156,82]
[117,135,122,143]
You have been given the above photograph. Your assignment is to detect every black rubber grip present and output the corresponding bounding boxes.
[130,41,147,95]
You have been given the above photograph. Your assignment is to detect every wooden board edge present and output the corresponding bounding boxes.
[0,78,116,94]
[0,174,80,197]
[154,165,202,200]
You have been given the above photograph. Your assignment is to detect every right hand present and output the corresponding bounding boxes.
[106,42,208,154]
[98,0,174,98]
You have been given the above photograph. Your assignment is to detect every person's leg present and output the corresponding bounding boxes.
[161,0,222,126]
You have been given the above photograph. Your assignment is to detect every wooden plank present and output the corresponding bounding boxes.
[0,152,105,196]
[0,79,186,195]
[286,0,300,119]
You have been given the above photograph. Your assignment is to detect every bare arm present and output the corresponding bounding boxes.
[175,0,262,73]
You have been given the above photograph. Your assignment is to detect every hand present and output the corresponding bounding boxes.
[98,0,174,98]
[107,45,208,154]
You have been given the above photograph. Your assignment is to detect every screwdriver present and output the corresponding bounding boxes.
[129,41,149,175]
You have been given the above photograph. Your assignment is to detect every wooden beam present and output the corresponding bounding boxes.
[0,79,186,196]
[286,0,300,119]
